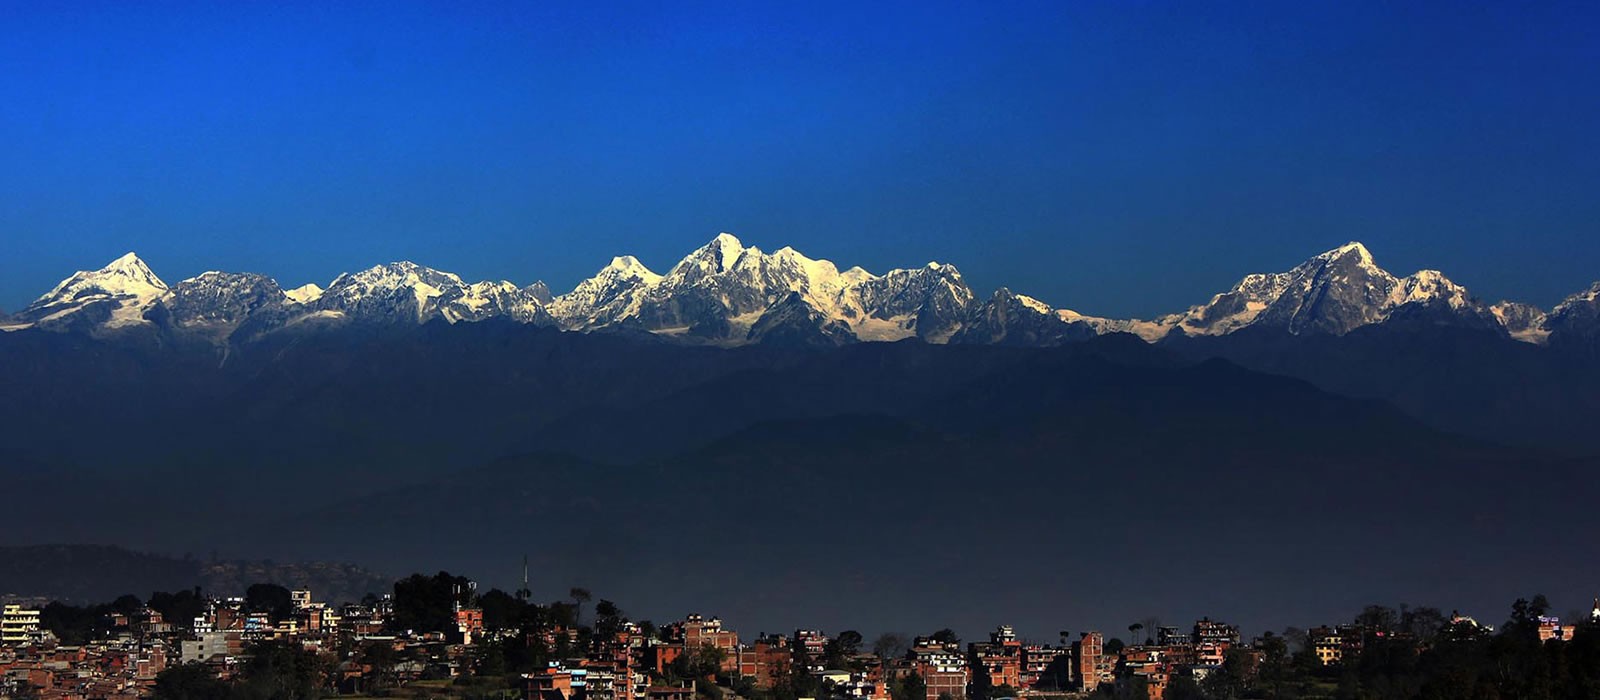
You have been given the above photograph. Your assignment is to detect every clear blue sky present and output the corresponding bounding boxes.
[1,1,1596,317]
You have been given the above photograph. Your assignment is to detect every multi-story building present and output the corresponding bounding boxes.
[1156,626,1190,646]
[1192,619,1239,647]
[795,629,829,671]
[1071,632,1105,693]
[1019,644,1068,689]
[910,638,967,700]
[735,634,792,689]
[1,605,41,644]
[525,661,579,700]
[456,607,485,645]
[968,626,1022,692]
[1309,627,1343,667]
[1537,616,1575,642]
[683,615,739,672]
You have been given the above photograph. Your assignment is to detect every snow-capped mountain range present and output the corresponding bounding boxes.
[1,235,1594,348]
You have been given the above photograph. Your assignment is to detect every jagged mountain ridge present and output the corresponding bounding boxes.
[1,237,1595,348]
[549,233,974,344]
[1162,243,1504,338]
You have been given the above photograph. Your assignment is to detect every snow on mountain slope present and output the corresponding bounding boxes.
[549,233,977,344]
[839,263,975,343]
[284,283,324,305]
[314,262,464,323]
[1166,242,1505,338]
[162,271,289,334]
[1055,309,1175,342]
[524,281,554,305]
[312,262,554,326]
[442,280,552,324]
[1168,271,1292,337]
[2,239,1581,348]
[1490,301,1549,344]
[746,291,856,347]
[950,288,1098,346]
[2,253,169,332]
[548,256,663,330]
[1542,282,1600,348]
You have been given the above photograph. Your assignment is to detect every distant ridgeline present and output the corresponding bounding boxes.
[0,545,388,605]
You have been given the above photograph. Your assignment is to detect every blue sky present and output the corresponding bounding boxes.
[1,1,1596,317]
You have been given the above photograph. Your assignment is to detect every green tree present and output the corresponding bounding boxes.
[149,589,207,630]
[674,643,727,681]
[245,583,294,623]
[391,571,473,633]
[569,587,592,624]
[825,630,864,669]
[1165,673,1205,700]
[151,664,231,700]
[873,633,909,660]
[236,639,328,699]
[1255,631,1294,697]
[594,600,626,638]
[479,589,530,631]
[40,601,109,645]
[111,594,144,616]
[891,671,927,700]
[1201,648,1250,699]
[357,641,400,692]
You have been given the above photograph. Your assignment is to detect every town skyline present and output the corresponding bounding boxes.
[4,569,1594,699]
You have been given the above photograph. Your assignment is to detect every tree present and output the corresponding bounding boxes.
[149,589,207,631]
[1165,673,1205,700]
[357,640,400,692]
[825,630,865,669]
[392,571,473,633]
[41,601,110,645]
[1139,617,1161,645]
[569,587,592,625]
[930,629,960,646]
[110,594,144,616]
[1356,605,1399,637]
[1255,631,1294,697]
[237,639,328,699]
[151,664,230,700]
[1128,623,1144,647]
[479,588,530,631]
[873,633,910,660]
[1201,647,1251,700]
[890,671,926,700]
[1122,676,1150,700]
[594,600,626,638]
[245,583,294,623]
[674,643,727,681]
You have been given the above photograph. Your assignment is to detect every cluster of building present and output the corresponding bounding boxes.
[0,591,392,698]
[5,591,1598,700]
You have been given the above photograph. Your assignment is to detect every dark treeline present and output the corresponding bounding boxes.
[41,584,298,645]
[1119,596,1600,700]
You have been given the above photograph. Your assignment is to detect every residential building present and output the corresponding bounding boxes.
[1,605,40,644]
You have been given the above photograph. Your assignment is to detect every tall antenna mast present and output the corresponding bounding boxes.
[518,554,531,601]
